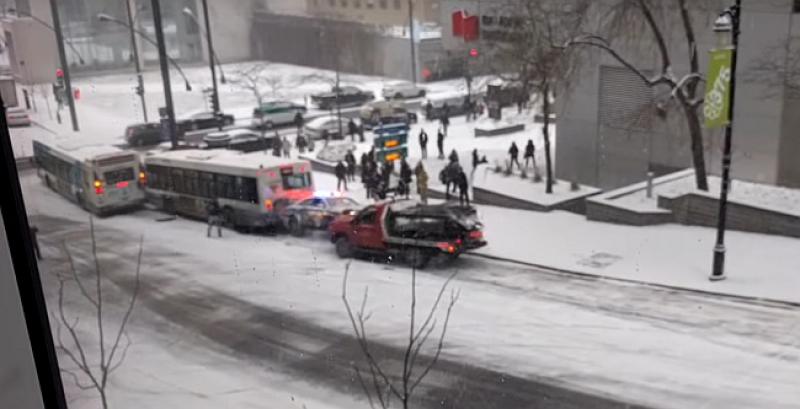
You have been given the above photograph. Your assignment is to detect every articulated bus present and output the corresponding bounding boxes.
[143,149,314,229]
[32,140,146,215]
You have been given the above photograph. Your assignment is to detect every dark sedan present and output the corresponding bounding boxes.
[177,111,235,134]
[310,86,375,110]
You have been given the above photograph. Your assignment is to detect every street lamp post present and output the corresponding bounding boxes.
[97,13,193,92]
[710,0,742,282]
[125,0,147,122]
[149,0,178,149]
[47,0,79,131]
[198,0,221,129]
[182,7,227,85]
[407,0,417,84]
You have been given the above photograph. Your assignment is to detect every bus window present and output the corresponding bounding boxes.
[104,168,134,185]
[282,173,311,190]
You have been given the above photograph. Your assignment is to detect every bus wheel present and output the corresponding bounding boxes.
[405,248,431,270]
[335,237,354,259]
[222,207,236,228]
[288,217,305,237]
[163,198,176,214]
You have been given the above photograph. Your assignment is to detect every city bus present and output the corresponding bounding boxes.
[143,149,314,229]
[32,140,146,215]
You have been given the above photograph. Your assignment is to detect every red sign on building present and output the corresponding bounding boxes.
[452,10,479,42]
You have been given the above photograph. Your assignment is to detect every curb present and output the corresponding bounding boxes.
[467,252,800,310]
[32,121,59,135]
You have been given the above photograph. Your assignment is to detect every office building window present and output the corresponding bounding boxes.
[794,0,800,13]
[394,0,401,9]
[354,0,361,8]
[329,0,335,6]
[341,0,348,6]
[379,0,387,9]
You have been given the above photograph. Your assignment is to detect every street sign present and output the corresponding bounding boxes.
[704,48,733,129]
[374,123,409,163]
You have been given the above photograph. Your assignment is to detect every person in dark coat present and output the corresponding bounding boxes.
[206,201,223,238]
[424,101,433,120]
[524,139,536,169]
[448,149,459,165]
[440,109,450,136]
[347,118,358,142]
[296,132,308,154]
[344,150,357,182]
[368,147,376,163]
[30,225,41,260]
[418,129,429,159]
[360,153,369,182]
[436,128,445,159]
[399,158,413,199]
[509,142,521,171]
[363,161,376,199]
[457,169,470,207]
[271,133,282,157]
[335,161,348,191]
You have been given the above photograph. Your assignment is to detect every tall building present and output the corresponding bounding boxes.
[306,0,441,27]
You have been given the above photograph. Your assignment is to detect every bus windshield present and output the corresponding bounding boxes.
[104,168,135,184]
[282,173,312,190]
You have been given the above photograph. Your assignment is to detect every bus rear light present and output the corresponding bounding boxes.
[138,171,147,185]
[264,199,274,211]
[94,180,104,195]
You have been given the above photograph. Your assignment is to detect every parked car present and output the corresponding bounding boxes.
[311,86,374,110]
[203,128,267,150]
[282,195,362,236]
[423,94,475,120]
[124,122,163,147]
[252,101,306,129]
[177,111,235,134]
[382,81,426,100]
[359,100,418,129]
[5,107,32,127]
[328,200,487,269]
[303,115,347,140]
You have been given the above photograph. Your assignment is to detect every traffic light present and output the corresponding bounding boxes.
[469,48,479,58]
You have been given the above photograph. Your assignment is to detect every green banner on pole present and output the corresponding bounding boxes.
[704,48,733,129]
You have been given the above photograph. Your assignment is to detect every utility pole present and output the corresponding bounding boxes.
[200,0,222,129]
[710,0,741,281]
[407,0,417,84]
[150,0,178,149]
[125,0,147,122]
[47,0,79,131]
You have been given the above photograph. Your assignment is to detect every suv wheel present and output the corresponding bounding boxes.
[335,237,355,259]
[288,216,305,237]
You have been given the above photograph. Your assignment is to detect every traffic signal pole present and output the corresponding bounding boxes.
[125,0,148,122]
[200,0,222,130]
[150,0,178,149]
[47,0,79,131]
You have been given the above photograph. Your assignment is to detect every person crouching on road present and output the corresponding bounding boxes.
[207,201,223,238]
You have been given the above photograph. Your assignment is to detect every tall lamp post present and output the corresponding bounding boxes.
[710,0,741,282]
[194,0,222,129]
[149,0,178,149]
[407,0,417,84]
[181,7,227,85]
[125,0,147,122]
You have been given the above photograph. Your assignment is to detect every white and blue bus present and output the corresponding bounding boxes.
[32,140,146,215]
[143,149,314,229]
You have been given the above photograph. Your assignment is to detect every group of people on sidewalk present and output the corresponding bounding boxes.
[507,139,538,172]
[334,148,432,205]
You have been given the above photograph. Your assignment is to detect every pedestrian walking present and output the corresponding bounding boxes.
[30,225,42,260]
[368,147,376,163]
[335,161,348,191]
[360,153,369,182]
[399,158,412,199]
[347,118,358,142]
[449,149,459,165]
[457,169,470,207]
[424,101,434,120]
[415,162,429,204]
[206,201,223,238]
[418,128,429,159]
[345,150,357,182]
[441,109,450,136]
[436,128,445,159]
[509,141,521,171]
[358,123,366,143]
[282,136,292,158]
[524,139,536,169]
[296,132,308,154]
[272,134,282,157]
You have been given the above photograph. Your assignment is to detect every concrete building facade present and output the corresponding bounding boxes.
[306,0,441,26]
[439,0,800,190]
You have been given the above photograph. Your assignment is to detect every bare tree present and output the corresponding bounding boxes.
[488,0,590,194]
[55,218,142,409]
[565,0,712,191]
[229,63,285,107]
[342,264,459,409]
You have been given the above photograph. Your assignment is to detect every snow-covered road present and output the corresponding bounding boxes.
[20,170,800,409]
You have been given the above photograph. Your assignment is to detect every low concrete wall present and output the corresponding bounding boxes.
[659,194,800,238]
[586,201,674,226]
[474,124,525,137]
[472,186,592,214]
